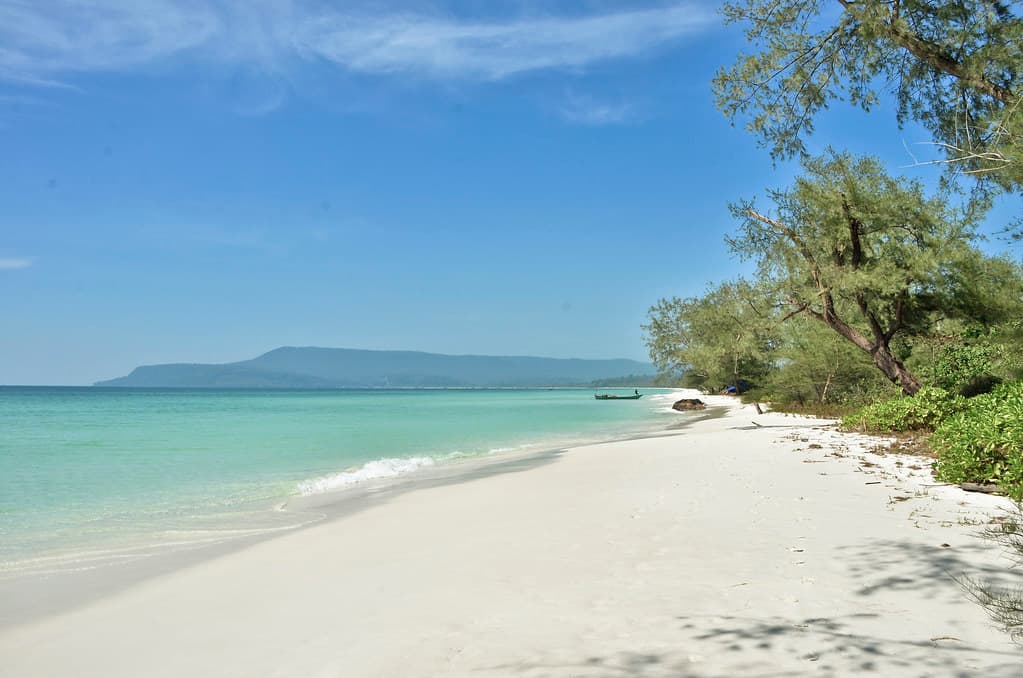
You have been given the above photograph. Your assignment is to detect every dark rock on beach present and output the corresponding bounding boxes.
[672,398,706,411]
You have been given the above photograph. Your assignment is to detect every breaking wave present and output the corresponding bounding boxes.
[297,456,436,496]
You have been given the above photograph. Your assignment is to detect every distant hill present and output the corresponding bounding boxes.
[95,347,656,388]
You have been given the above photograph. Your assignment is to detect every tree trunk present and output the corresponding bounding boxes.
[808,309,924,395]
[872,345,922,395]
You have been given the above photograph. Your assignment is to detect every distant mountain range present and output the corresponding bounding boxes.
[95,347,656,388]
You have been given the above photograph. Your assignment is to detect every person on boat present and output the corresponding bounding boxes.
[634,389,639,395]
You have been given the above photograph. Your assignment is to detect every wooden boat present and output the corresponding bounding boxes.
[594,393,643,400]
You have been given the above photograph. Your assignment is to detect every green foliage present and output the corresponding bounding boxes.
[678,370,710,390]
[932,381,1023,500]
[731,153,976,334]
[933,255,1023,328]
[918,315,1023,395]
[644,279,779,390]
[842,387,966,433]
[647,153,1023,403]
[933,341,1000,393]
[728,150,995,393]
[754,316,893,406]
[990,319,1023,381]
[714,0,1023,193]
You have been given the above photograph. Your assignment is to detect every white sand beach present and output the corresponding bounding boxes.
[2,397,1021,677]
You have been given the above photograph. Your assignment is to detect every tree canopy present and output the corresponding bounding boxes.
[644,279,779,390]
[728,151,1021,393]
[760,314,891,405]
[646,151,1023,396]
[649,2,1023,403]
[714,0,1023,190]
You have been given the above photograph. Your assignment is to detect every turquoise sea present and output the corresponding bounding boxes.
[0,387,683,573]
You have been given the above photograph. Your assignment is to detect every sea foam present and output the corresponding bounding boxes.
[297,457,436,496]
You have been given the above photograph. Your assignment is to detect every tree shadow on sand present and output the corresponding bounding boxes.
[487,647,808,678]
[486,537,1023,677]
[489,612,1021,677]
[674,612,1022,677]
[837,538,1019,602]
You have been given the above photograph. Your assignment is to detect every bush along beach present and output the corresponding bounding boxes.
[842,387,967,434]
[837,383,1023,501]
[932,382,1023,502]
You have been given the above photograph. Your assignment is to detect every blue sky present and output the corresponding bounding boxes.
[1,0,1019,384]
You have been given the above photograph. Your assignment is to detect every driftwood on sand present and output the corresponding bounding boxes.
[959,483,1004,495]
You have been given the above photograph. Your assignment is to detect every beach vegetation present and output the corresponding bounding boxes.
[714,0,1023,198]
[839,380,1023,500]
[645,156,1023,399]
[749,316,895,408]
[842,386,965,433]
[644,279,779,392]
[728,151,1018,394]
[932,381,1023,500]
[908,316,1023,394]
[932,337,1003,395]
[650,1,1023,401]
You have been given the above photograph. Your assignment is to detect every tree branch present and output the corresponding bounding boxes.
[885,284,909,342]
[840,197,864,269]
[780,303,808,322]
[883,17,1017,105]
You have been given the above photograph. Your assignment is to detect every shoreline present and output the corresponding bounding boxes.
[0,392,705,629]
[2,397,1020,676]
[1,388,687,573]
[0,446,576,630]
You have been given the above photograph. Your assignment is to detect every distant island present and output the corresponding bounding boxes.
[95,347,657,388]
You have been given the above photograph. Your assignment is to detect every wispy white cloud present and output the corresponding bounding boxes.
[0,0,220,80]
[0,257,33,269]
[558,93,642,126]
[296,5,715,80]
[0,2,715,84]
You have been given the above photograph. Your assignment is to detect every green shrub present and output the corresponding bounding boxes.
[932,381,1023,501]
[841,387,966,433]
[933,342,999,393]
